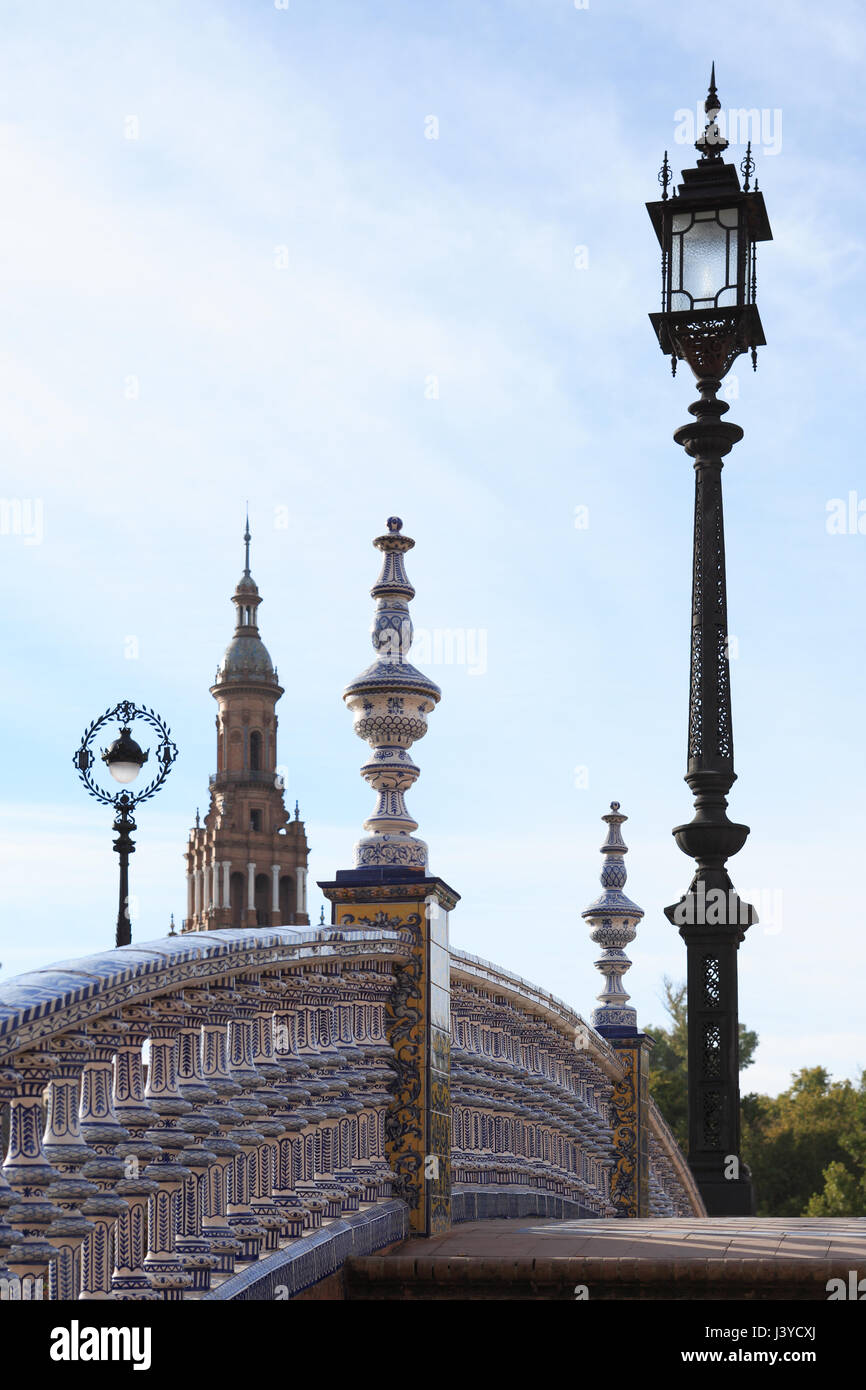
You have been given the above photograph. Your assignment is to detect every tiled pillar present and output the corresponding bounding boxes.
[582,802,652,1218]
[607,1036,653,1218]
[319,870,459,1236]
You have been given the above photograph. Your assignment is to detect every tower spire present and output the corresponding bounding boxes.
[343,516,441,871]
[582,802,644,1036]
[211,511,280,689]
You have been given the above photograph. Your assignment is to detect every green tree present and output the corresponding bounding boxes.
[743,1068,866,1217]
[645,976,758,1154]
[812,1072,866,1214]
[645,978,866,1216]
[806,1162,864,1216]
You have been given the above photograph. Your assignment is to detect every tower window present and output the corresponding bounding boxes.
[230,871,245,927]
[249,731,262,771]
[279,874,295,925]
[250,809,262,832]
[254,872,270,926]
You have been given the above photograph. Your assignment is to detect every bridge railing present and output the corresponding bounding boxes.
[648,1099,706,1217]
[450,950,705,1220]
[0,928,703,1301]
[0,927,410,1301]
[450,951,617,1218]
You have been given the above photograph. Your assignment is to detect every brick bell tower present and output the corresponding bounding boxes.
[183,515,310,931]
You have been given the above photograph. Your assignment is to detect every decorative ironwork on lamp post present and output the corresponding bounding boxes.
[73,700,178,948]
[646,67,772,1216]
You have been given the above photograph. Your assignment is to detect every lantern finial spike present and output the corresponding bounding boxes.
[707,62,718,111]
[696,61,727,162]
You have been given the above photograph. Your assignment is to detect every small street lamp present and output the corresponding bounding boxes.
[101,725,149,784]
[646,67,773,1216]
[73,700,178,948]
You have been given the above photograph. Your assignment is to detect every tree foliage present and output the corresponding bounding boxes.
[743,1068,866,1217]
[645,978,866,1216]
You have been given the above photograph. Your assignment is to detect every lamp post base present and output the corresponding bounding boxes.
[692,1170,755,1217]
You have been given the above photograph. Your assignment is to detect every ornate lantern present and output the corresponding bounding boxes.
[647,66,772,378]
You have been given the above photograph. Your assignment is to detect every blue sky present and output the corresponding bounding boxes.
[1,0,865,1096]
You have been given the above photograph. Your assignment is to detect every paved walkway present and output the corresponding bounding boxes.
[398,1216,866,1261]
[346,1218,866,1299]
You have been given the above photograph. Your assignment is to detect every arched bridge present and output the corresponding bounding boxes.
[0,924,700,1301]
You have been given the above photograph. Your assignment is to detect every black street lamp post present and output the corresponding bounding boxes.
[73,700,178,948]
[646,68,772,1216]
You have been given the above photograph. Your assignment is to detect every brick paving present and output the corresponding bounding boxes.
[345,1218,866,1299]
[397,1216,866,1261]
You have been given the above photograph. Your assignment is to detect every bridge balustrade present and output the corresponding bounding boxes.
[450,980,616,1218]
[0,928,702,1301]
[448,952,701,1221]
[0,928,407,1301]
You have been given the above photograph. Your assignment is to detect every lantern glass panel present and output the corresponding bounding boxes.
[669,208,739,311]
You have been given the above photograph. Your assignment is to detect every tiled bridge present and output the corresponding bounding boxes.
[0,925,700,1301]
